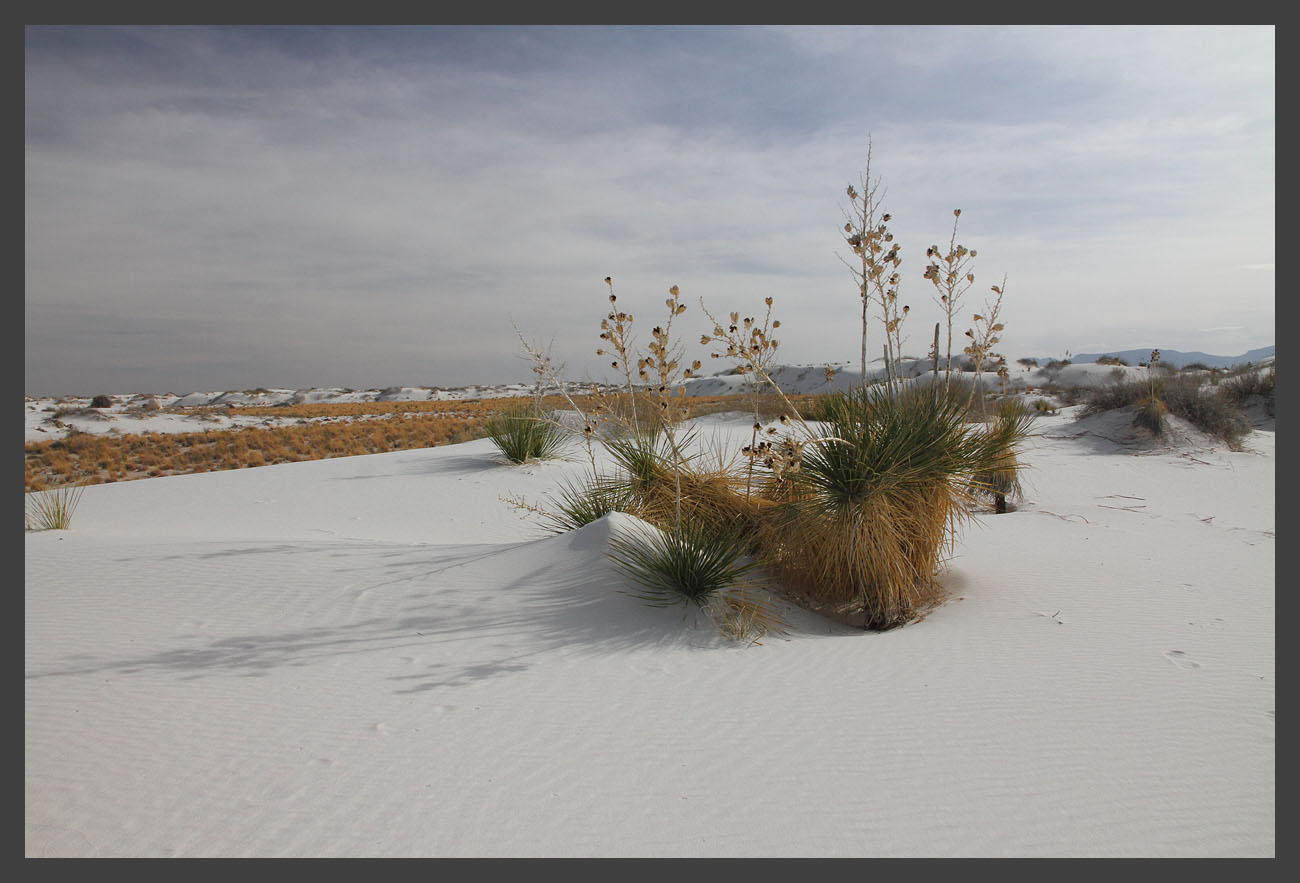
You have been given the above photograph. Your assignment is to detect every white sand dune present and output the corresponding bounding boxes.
[24,403,1274,856]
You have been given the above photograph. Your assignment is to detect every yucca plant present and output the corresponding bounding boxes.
[483,404,568,464]
[798,391,848,423]
[759,383,1018,629]
[609,515,759,609]
[1133,395,1170,436]
[538,474,637,533]
[970,397,1035,512]
[25,482,86,531]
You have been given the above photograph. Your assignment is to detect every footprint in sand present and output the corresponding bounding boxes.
[1164,649,1201,669]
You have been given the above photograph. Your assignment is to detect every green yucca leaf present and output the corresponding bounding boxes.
[610,517,758,609]
[540,474,636,533]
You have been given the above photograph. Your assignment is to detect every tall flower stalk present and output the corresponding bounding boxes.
[924,210,978,393]
[840,139,908,394]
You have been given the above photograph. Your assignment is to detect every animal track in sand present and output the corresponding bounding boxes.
[1163,649,1201,670]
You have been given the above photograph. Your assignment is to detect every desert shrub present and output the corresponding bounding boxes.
[25,483,86,530]
[1081,375,1252,445]
[1017,357,1039,368]
[1078,379,1152,416]
[1220,367,1275,415]
[1096,355,1130,366]
[1181,361,1212,372]
[1043,359,1071,371]
[1080,376,1170,436]
[1031,398,1058,414]
[931,373,993,420]
[483,404,568,464]
[759,383,1024,629]
[89,394,113,408]
[1160,375,1251,446]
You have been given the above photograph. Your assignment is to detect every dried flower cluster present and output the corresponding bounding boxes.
[924,209,979,391]
[738,413,818,480]
[840,140,910,391]
[962,276,1009,409]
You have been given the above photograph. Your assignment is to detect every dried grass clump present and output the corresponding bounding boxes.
[1078,379,1152,416]
[602,430,762,544]
[759,384,1025,629]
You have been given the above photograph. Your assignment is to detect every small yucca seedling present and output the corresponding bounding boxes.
[483,404,568,464]
[25,483,86,530]
[1133,395,1170,436]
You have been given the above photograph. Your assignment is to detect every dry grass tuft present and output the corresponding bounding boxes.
[26,482,86,530]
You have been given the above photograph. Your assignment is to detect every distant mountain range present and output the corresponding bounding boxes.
[1042,345,1274,369]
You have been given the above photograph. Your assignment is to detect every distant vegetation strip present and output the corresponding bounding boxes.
[25,393,807,492]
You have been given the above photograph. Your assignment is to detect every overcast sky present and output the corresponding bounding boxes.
[25,25,1275,396]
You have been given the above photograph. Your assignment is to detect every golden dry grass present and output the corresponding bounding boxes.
[25,393,808,492]
[758,480,965,629]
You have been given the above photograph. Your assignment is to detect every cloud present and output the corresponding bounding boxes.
[24,25,1275,394]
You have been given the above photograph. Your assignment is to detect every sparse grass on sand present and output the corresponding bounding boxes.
[25,482,86,530]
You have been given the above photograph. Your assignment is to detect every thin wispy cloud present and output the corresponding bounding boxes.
[25,25,1274,395]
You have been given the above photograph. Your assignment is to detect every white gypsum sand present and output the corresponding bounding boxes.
[24,396,1274,856]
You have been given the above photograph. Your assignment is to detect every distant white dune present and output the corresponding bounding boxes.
[27,360,1269,445]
